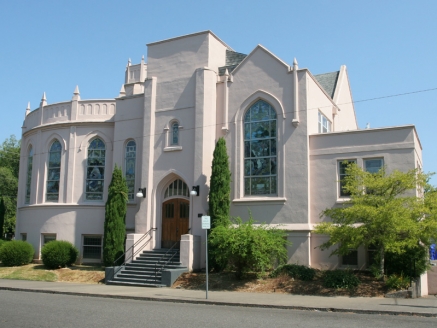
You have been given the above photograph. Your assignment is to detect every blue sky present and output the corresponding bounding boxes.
[1,1,436,181]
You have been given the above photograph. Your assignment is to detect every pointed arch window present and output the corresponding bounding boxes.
[243,100,277,195]
[46,140,62,202]
[164,179,189,199]
[125,140,136,201]
[25,146,33,204]
[86,138,105,200]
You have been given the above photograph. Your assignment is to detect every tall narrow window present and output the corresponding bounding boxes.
[338,160,356,197]
[46,140,61,202]
[125,140,136,201]
[171,122,179,145]
[244,100,277,196]
[25,147,33,204]
[86,138,105,200]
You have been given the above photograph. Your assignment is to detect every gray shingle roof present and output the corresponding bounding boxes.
[218,50,247,76]
[314,71,340,99]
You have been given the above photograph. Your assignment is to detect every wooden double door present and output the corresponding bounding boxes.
[161,198,189,249]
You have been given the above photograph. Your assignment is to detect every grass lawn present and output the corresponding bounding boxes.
[0,263,105,283]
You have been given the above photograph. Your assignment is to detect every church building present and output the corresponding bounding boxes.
[16,31,422,270]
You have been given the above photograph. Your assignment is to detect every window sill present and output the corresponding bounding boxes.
[233,197,286,205]
[336,197,351,204]
[164,146,182,152]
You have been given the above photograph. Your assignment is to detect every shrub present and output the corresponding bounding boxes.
[41,240,78,269]
[0,240,34,266]
[209,216,290,279]
[385,274,410,290]
[0,239,9,249]
[270,264,316,281]
[323,269,360,289]
[384,246,429,279]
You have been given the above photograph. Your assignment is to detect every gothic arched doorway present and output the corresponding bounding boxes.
[161,179,190,249]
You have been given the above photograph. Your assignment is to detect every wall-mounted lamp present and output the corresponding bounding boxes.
[136,187,147,198]
[190,185,199,196]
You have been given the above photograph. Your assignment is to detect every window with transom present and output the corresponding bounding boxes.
[46,140,61,202]
[86,138,105,200]
[244,100,277,195]
[125,140,136,201]
[25,146,33,204]
[164,179,189,199]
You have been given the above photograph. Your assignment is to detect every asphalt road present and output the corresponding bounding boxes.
[0,290,435,327]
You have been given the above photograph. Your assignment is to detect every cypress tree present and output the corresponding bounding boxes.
[103,165,128,267]
[208,138,231,271]
[208,137,231,229]
[0,197,5,239]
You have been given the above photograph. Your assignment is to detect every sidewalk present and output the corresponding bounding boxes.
[0,279,436,317]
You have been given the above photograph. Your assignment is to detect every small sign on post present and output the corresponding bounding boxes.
[201,215,211,299]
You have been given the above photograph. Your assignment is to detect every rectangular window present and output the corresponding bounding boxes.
[318,112,331,133]
[338,160,356,197]
[21,233,27,241]
[342,249,358,266]
[42,234,56,246]
[364,158,383,173]
[82,235,102,261]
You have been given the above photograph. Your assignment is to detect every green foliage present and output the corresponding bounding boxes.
[315,163,437,277]
[0,239,9,249]
[270,264,316,281]
[208,138,231,271]
[384,246,429,278]
[323,270,361,289]
[41,240,79,269]
[103,165,128,267]
[0,240,34,266]
[0,198,5,238]
[209,216,289,279]
[0,135,20,237]
[208,137,231,229]
[385,274,410,290]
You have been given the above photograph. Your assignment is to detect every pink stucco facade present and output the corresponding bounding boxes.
[16,31,422,269]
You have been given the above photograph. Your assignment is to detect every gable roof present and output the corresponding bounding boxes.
[218,50,247,76]
[314,71,340,99]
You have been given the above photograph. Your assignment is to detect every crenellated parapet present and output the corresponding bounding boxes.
[22,86,116,134]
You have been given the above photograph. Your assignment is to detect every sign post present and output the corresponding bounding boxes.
[201,215,211,299]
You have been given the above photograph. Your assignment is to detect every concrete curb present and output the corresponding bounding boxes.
[1,286,436,318]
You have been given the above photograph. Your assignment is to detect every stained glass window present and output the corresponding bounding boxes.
[164,179,189,199]
[46,140,61,202]
[243,100,277,195]
[86,138,105,200]
[125,140,136,201]
[171,122,179,145]
[25,146,33,204]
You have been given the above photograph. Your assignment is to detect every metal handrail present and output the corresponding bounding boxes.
[111,227,157,281]
[154,228,190,280]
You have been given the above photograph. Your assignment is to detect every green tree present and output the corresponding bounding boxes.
[208,137,231,229]
[103,165,128,267]
[0,135,20,238]
[208,138,231,271]
[315,163,437,278]
[0,198,5,238]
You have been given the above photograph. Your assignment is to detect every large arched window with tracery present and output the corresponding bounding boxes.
[25,146,33,204]
[46,140,61,202]
[244,100,277,195]
[125,140,136,201]
[86,138,105,200]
